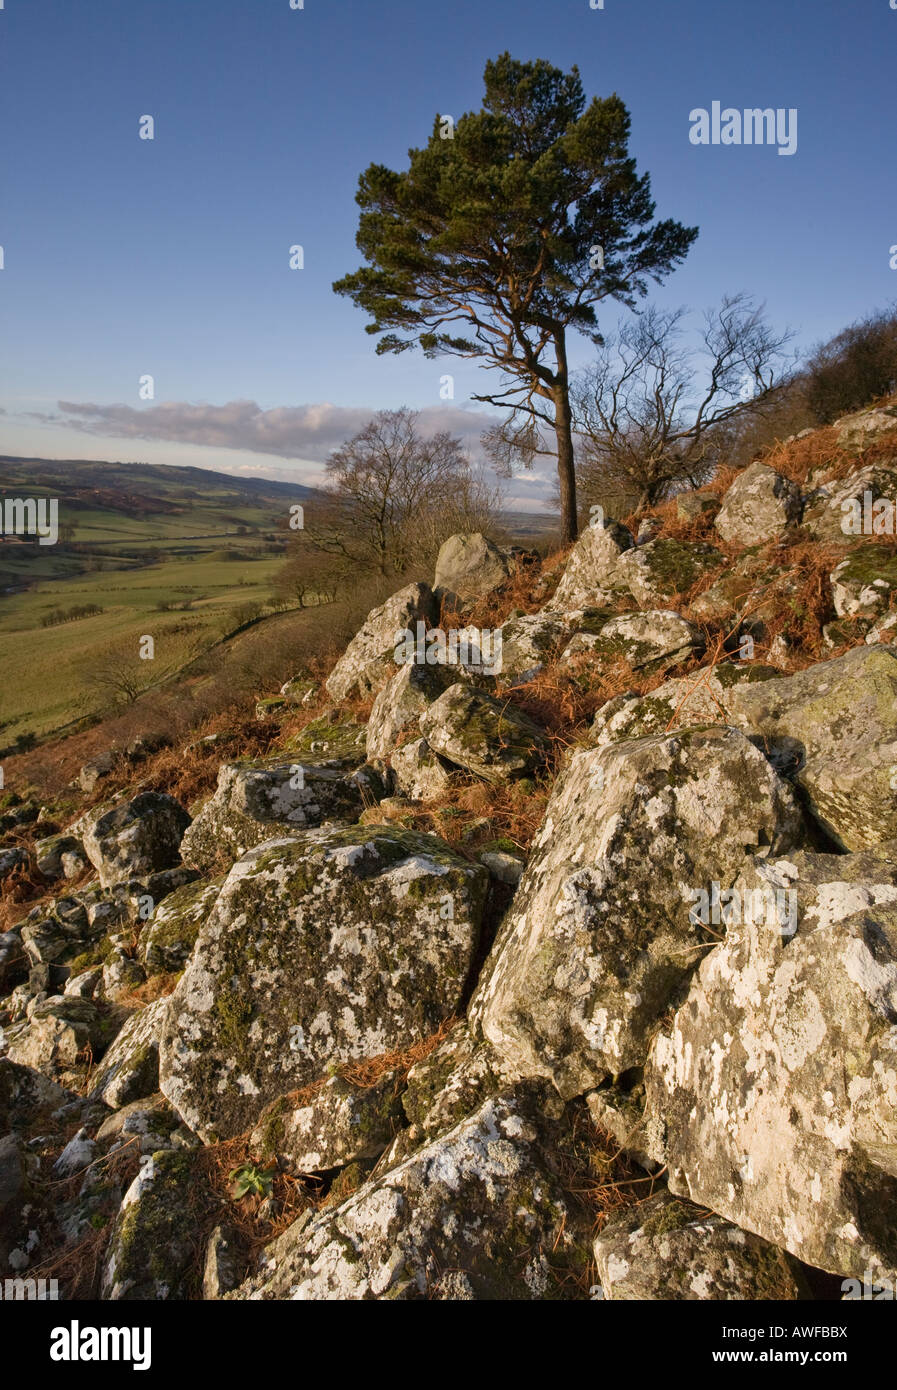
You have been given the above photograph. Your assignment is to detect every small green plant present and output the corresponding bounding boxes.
[228,1162,275,1201]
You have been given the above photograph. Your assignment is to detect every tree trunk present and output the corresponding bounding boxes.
[552,334,578,544]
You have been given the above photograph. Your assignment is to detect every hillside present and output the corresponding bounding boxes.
[0,457,323,744]
[2,398,897,1305]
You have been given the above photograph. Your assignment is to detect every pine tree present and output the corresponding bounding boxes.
[333,53,698,542]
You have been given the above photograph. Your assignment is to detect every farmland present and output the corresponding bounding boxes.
[0,456,318,743]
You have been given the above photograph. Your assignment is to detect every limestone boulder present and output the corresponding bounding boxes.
[138,878,222,975]
[250,1072,404,1175]
[389,738,454,800]
[101,1149,197,1300]
[594,1192,807,1300]
[420,684,547,784]
[433,532,510,601]
[180,760,366,872]
[158,826,487,1142]
[724,645,897,849]
[235,1086,587,1301]
[89,997,171,1109]
[470,725,806,1098]
[803,461,897,544]
[366,661,457,760]
[325,583,438,702]
[614,537,725,607]
[82,793,190,890]
[546,520,633,612]
[561,609,703,675]
[643,849,897,1280]
[829,545,897,619]
[714,462,802,546]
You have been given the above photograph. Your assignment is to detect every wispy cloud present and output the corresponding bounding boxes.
[35,399,497,462]
[18,397,558,514]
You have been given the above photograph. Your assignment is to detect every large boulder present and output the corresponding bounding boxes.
[420,684,547,783]
[469,725,806,1098]
[803,460,897,544]
[594,1192,807,1301]
[235,1086,587,1300]
[614,537,725,607]
[546,520,633,612]
[82,793,190,889]
[433,532,510,601]
[724,645,897,849]
[713,462,802,546]
[159,827,488,1142]
[180,760,366,873]
[643,849,897,1280]
[325,583,438,702]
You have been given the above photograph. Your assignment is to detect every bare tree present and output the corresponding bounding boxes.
[571,295,794,512]
[289,408,501,589]
[81,642,158,710]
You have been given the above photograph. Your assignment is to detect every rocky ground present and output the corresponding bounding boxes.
[2,399,897,1301]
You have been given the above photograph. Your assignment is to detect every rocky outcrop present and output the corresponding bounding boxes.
[803,460,897,544]
[89,996,170,1109]
[420,684,547,783]
[325,583,438,702]
[180,760,366,872]
[498,611,571,684]
[643,849,897,1280]
[138,878,221,975]
[389,737,454,799]
[714,462,802,545]
[158,827,487,1141]
[829,546,897,620]
[470,725,806,1097]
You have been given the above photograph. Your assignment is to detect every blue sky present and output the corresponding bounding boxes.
[1,0,895,510]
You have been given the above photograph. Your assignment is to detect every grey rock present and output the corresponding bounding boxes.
[159,826,487,1142]
[470,726,806,1098]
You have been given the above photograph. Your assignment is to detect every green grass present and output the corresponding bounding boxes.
[0,551,287,741]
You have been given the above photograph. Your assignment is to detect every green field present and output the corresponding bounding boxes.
[0,456,318,743]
